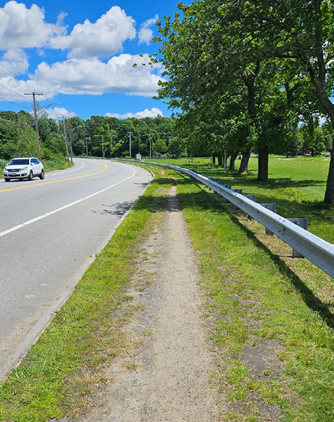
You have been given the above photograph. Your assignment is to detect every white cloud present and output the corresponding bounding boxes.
[138,14,158,45]
[0,49,28,76]
[50,6,136,58]
[46,107,76,119]
[0,3,135,60]
[33,54,164,97]
[0,1,65,49]
[106,107,163,119]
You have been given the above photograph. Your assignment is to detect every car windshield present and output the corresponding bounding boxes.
[8,159,29,165]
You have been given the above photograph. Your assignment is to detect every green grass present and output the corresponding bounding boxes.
[146,155,334,243]
[0,166,175,421]
[174,171,334,421]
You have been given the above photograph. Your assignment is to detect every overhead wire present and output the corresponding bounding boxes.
[0,96,32,110]
[0,119,34,130]
[0,63,39,93]
[0,63,46,112]
[0,81,30,100]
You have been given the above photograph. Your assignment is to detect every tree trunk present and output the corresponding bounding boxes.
[223,151,227,169]
[217,154,223,166]
[229,152,238,171]
[257,145,269,181]
[306,59,334,202]
[325,150,334,203]
[239,150,251,173]
[212,154,216,165]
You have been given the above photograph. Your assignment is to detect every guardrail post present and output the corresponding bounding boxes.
[260,203,276,234]
[288,218,309,257]
[243,194,256,201]
[213,179,225,194]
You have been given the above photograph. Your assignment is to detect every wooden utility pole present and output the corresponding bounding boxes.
[59,116,70,164]
[68,124,73,163]
[149,134,152,159]
[138,132,140,154]
[128,132,132,158]
[25,92,43,161]
[102,135,105,158]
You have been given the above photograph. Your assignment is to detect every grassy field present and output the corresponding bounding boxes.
[0,157,333,421]
[145,155,334,243]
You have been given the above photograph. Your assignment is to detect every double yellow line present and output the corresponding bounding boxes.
[0,162,108,193]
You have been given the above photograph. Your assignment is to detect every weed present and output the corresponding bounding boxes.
[125,362,139,371]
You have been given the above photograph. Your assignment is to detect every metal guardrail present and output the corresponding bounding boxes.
[120,159,334,279]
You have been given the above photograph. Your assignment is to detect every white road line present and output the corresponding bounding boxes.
[51,159,85,175]
[0,166,136,238]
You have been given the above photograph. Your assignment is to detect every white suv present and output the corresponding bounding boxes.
[3,157,45,182]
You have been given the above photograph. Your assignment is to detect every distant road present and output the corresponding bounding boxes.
[0,159,152,376]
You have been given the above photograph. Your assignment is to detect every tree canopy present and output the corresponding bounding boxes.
[154,0,334,202]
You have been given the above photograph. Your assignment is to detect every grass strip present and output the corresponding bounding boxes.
[0,165,175,421]
[149,156,334,243]
[175,173,334,421]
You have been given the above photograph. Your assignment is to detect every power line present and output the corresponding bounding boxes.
[0,63,40,93]
[0,95,32,110]
[0,119,33,129]
[0,81,30,100]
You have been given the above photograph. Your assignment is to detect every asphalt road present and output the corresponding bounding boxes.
[0,159,152,376]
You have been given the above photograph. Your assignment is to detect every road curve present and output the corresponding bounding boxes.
[0,159,152,377]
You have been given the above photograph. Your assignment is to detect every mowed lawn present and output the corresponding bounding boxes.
[149,155,334,243]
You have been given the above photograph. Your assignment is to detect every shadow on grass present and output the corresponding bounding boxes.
[172,184,334,329]
[181,163,325,190]
[176,174,334,243]
[228,212,334,329]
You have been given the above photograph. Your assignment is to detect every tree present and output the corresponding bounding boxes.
[153,138,168,155]
[168,136,186,157]
[223,0,334,201]
[154,1,304,181]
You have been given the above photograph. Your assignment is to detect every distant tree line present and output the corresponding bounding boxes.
[0,108,332,167]
[0,111,182,161]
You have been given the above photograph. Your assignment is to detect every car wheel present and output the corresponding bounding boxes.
[28,171,33,181]
[39,169,45,179]
[4,178,10,182]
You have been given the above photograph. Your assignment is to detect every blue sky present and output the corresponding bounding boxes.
[0,0,182,120]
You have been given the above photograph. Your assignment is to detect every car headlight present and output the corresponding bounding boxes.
[23,166,28,170]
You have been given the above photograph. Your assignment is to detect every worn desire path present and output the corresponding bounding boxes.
[73,184,220,421]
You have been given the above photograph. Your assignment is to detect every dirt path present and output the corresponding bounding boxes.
[74,185,220,421]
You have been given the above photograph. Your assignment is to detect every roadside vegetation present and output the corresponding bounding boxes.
[0,165,174,421]
[0,158,333,421]
[147,155,334,243]
[176,172,334,421]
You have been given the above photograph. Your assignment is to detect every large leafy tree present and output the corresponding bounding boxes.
[154,0,305,181]
[221,0,334,201]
